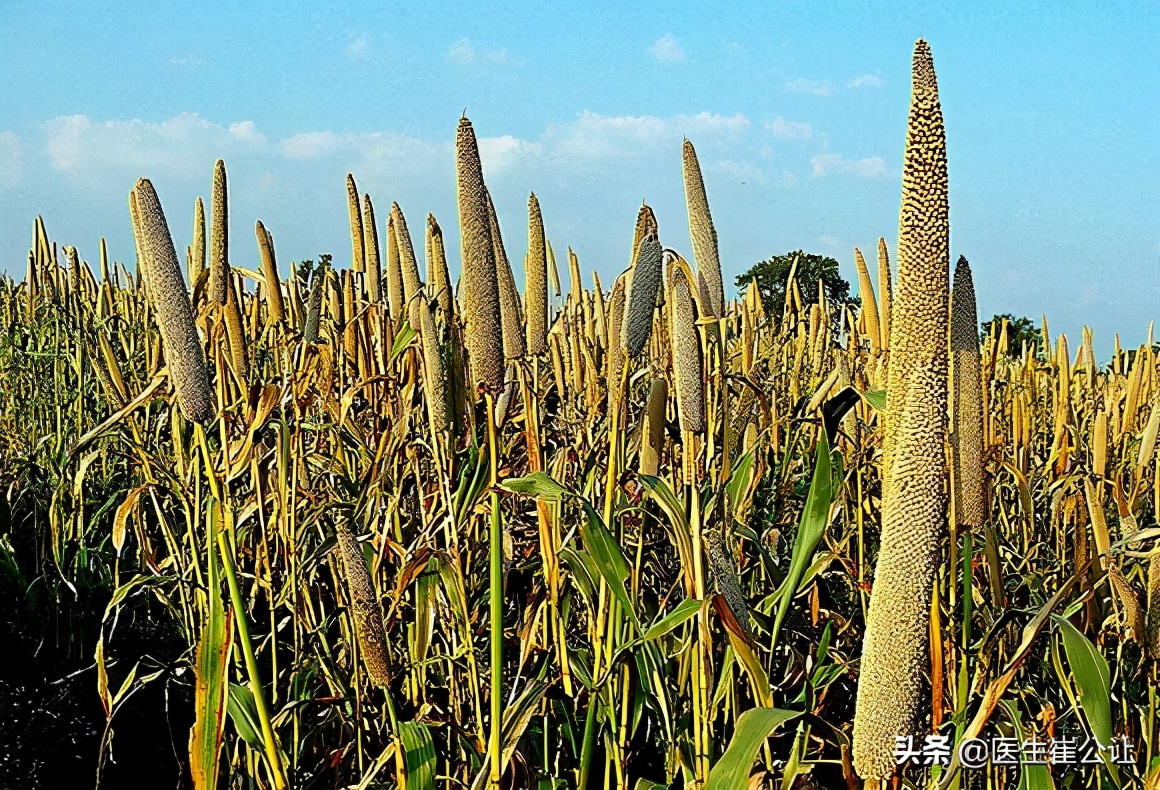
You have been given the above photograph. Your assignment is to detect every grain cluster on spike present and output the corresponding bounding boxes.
[209,159,230,306]
[950,256,984,531]
[853,39,951,781]
[622,235,663,358]
[334,516,391,687]
[486,191,526,359]
[363,195,382,302]
[525,193,549,355]
[130,179,214,424]
[455,117,505,394]
[255,221,285,323]
[682,139,724,318]
[667,254,705,434]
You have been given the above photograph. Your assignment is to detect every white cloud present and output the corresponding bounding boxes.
[649,34,685,62]
[344,35,371,60]
[229,121,266,145]
[847,74,883,89]
[281,131,342,160]
[765,117,812,139]
[788,74,883,95]
[0,132,21,187]
[44,113,263,180]
[810,153,887,178]
[448,38,509,65]
[818,234,842,247]
[550,110,748,160]
[786,78,835,97]
[478,135,542,174]
[167,55,201,67]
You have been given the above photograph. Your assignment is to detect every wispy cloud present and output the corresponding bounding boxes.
[551,111,748,160]
[344,35,371,60]
[788,74,884,96]
[649,34,685,62]
[281,131,341,160]
[0,132,21,187]
[167,55,201,67]
[786,78,835,97]
[846,73,883,89]
[810,153,887,178]
[44,113,265,180]
[765,117,812,139]
[448,38,510,65]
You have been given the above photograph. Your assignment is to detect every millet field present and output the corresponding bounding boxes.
[1,40,1158,790]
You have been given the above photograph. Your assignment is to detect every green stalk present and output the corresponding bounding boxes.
[485,392,503,788]
[196,425,288,790]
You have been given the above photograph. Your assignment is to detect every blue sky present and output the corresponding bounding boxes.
[1,1,1157,354]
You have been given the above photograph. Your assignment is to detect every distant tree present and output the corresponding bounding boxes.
[734,250,857,326]
[981,313,1039,356]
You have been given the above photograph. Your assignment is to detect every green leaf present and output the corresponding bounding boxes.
[190,508,232,790]
[863,389,886,410]
[643,597,702,641]
[1053,615,1112,747]
[578,500,639,628]
[398,721,437,790]
[771,430,834,647]
[560,547,598,611]
[501,471,569,501]
[705,707,801,790]
[226,683,263,753]
[389,321,417,363]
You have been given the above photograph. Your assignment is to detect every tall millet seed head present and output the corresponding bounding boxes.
[426,214,454,317]
[130,179,214,424]
[346,173,365,273]
[334,516,391,687]
[362,194,382,302]
[950,256,984,532]
[391,201,425,311]
[191,196,206,291]
[852,38,951,781]
[621,233,663,358]
[854,247,881,356]
[485,190,526,359]
[877,237,893,353]
[209,159,230,306]
[255,220,285,324]
[682,138,724,318]
[455,115,505,394]
[667,253,705,434]
[525,192,549,355]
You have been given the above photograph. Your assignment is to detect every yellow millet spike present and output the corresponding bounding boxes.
[209,159,230,306]
[346,173,365,273]
[455,116,505,394]
[525,193,549,355]
[854,247,882,356]
[853,39,951,781]
[950,256,984,531]
[877,237,892,353]
[426,214,454,317]
[362,194,382,303]
[682,138,724,318]
[255,221,285,324]
[130,179,214,424]
[486,190,526,359]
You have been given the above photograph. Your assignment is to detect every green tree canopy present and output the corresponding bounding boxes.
[981,313,1040,357]
[734,250,856,325]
